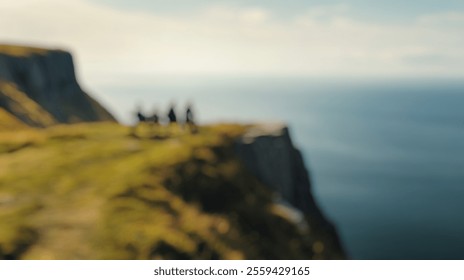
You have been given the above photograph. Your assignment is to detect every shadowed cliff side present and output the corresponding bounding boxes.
[236,123,345,258]
[0,44,115,126]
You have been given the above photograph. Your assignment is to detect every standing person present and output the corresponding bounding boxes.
[131,105,146,136]
[147,107,160,137]
[137,111,146,123]
[166,103,178,136]
[186,103,194,125]
[185,102,197,133]
[149,107,160,125]
[167,103,177,124]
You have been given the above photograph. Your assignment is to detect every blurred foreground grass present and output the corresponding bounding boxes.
[0,122,337,259]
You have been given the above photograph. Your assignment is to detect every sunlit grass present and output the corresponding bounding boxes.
[0,109,26,131]
[0,122,336,260]
[0,81,57,127]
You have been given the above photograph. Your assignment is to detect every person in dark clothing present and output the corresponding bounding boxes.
[150,112,159,124]
[137,111,146,123]
[186,105,194,125]
[148,108,159,125]
[130,106,147,136]
[184,103,197,133]
[167,105,177,124]
[146,108,160,137]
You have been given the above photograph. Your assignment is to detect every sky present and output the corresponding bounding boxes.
[1,0,464,86]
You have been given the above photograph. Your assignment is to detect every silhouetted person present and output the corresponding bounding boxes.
[131,106,146,136]
[184,103,197,133]
[186,105,194,125]
[152,113,159,124]
[145,108,160,138]
[167,106,177,124]
[148,109,159,125]
[137,111,146,123]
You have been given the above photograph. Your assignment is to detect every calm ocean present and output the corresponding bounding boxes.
[94,77,464,259]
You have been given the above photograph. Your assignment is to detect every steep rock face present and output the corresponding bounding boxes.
[235,123,345,257]
[0,44,115,125]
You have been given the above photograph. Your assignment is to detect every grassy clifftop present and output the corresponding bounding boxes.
[0,123,341,259]
[0,44,60,57]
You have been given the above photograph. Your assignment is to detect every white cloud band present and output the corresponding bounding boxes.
[0,0,463,85]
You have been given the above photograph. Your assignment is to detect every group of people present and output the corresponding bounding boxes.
[132,102,196,135]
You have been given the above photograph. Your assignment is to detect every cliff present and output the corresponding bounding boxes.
[236,123,344,258]
[0,123,344,259]
[0,44,343,259]
[0,44,115,127]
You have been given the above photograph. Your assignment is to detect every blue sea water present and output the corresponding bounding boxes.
[93,77,464,259]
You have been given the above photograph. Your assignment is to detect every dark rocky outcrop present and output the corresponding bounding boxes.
[0,44,115,126]
[236,123,345,258]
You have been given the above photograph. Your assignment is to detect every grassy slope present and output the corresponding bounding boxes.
[0,81,57,127]
[0,108,27,130]
[0,123,337,260]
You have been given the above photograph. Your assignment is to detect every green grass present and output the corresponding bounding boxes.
[0,81,57,128]
[0,122,338,259]
[0,108,26,131]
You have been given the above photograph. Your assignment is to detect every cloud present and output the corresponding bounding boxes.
[0,0,463,86]
[417,12,464,26]
[301,4,350,21]
[402,53,460,66]
[203,5,271,24]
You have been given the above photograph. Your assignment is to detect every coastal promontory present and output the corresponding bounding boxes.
[0,44,344,260]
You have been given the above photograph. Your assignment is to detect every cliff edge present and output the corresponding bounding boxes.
[0,44,115,127]
[236,123,344,258]
[0,45,343,259]
[0,123,344,259]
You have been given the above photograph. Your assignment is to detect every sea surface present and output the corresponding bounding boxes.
[93,77,464,259]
